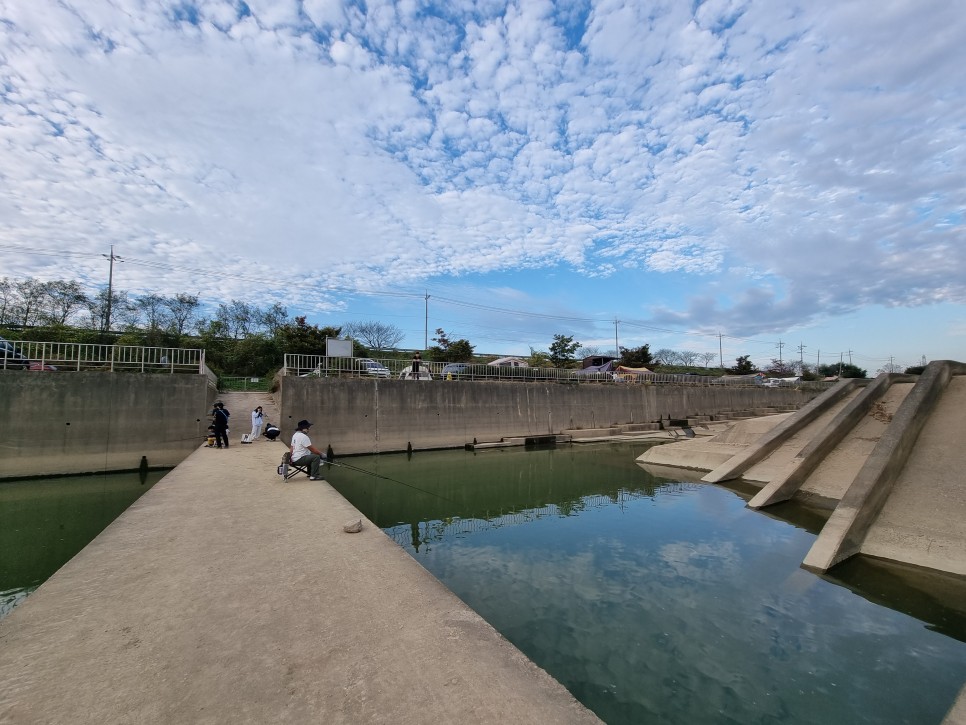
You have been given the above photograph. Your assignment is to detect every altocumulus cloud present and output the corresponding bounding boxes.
[0,0,963,342]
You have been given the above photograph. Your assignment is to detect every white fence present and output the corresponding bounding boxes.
[282,354,835,389]
[0,339,205,373]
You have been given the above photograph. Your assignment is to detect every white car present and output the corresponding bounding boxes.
[356,358,391,378]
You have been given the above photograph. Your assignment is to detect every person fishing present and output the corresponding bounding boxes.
[290,419,325,480]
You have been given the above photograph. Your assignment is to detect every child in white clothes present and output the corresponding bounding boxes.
[250,406,264,440]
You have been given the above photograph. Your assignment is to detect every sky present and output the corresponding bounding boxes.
[1,0,964,372]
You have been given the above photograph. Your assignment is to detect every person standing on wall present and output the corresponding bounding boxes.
[411,351,422,380]
[212,401,230,449]
[290,419,325,480]
[250,406,264,441]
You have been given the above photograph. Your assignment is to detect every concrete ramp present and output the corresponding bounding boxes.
[747,375,914,508]
[803,361,966,575]
[701,379,867,485]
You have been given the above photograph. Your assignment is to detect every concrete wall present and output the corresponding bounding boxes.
[0,371,213,479]
[279,377,816,455]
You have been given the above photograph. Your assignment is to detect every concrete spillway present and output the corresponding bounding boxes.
[636,361,966,579]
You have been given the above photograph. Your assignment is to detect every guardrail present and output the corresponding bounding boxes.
[281,354,836,389]
[0,340,205,373]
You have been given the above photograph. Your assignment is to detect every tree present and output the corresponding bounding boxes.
[12,278,47,327]
[343,320,405,350]
[426,328,474,362]
[87,287,131,332]
[216,300,257,339]
[134,293,169,331]
[653,348,677,366]
[877,362,903,374]
[275,316,341,355]
[575,345,602,360]
[765,358,796,377]
[618,343,653,368]
[677,350,699,367]
[699,351,717,368]
[446,339,474,362]
[0,277,12,324]
[44,280,88,325]
[165,294,200,336]
[818,362,867,379]
[260,303,289,337]
[527,348,552,367]
[548,334,580,367]
[732,355,757,374]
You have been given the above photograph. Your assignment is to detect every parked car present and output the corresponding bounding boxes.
[355,358,391,378]
[1,337,26,368]
[441,363,474,379]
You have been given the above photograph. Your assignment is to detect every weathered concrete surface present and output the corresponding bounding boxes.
[771,380,913,507]
[802,362,966,575]
[0,371,215,479]
[857,373,966,575]
[0,415,600,724]
[634,414,788,472]
[280,376,817,455]
[946,683,966,725]
[701,379,864,484]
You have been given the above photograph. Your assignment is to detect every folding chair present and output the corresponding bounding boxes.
[277,451,310,480]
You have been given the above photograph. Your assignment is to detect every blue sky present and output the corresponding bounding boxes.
[1,0,964,371]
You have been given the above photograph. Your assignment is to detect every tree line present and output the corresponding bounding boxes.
[2,275,878,379]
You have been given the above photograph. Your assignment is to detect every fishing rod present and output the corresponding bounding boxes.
[325,458,455,503]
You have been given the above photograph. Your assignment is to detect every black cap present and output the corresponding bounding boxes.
[297,419,312,429]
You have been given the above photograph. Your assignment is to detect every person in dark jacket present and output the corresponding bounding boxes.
[264,422,281,441]
[212,401,230,449]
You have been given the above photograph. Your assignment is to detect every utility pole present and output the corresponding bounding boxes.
[718,333,723,369]
[776,340,785,366]
[838,352,843,377]
[614,318,619,359]
[797,342,806,374]
[424,291,429,350]
[101,245,123,332]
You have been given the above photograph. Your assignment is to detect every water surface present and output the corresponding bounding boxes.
[0,470,166,619]
[327,443,966,725]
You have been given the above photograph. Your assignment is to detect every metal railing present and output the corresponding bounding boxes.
[0,339,205,373]
[281,354,836,389]
[218,376,274,392]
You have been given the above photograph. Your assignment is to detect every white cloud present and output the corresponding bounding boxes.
[0,0,963,364]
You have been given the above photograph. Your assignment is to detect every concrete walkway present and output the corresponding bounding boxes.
[0,402,600,724]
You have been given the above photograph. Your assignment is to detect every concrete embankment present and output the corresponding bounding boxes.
[279,376,815,455]
[0,371,215,479]
[0,432,601,724]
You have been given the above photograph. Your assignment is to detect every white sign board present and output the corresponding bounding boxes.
[325,337,353,358]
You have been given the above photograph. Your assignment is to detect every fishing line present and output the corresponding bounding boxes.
[325,459,455,503]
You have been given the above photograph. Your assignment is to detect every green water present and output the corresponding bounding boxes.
[0,470,167,619]
[326,443,966,725]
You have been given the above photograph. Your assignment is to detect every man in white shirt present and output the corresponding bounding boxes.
[290,419,325,480]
